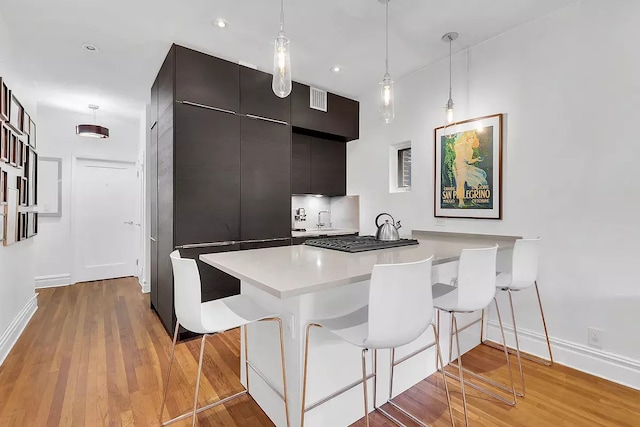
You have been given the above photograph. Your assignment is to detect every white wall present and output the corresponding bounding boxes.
[34,104,143,287]
[349,0,640,387]
[0,14,39,365]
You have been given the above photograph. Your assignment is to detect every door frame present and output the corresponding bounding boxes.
[71,155,141,284]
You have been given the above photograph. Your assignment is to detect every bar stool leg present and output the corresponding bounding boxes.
[300,323,314,427]
[192,334,207,427]
[160,322,180,421]
[361,348,370,427]
[452,314,469,427]
[494,298,517,406]
[275,318,291,427]
[535,282,554,365]
[507,290,525,397]
[432,323,455,426]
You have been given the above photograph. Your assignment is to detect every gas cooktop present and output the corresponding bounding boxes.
[304,235,419,253]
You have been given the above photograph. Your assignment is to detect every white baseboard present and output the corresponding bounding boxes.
[486,321,640,391]
[0,294,38,367]
[139,278,150,294]
[35,273,71,289]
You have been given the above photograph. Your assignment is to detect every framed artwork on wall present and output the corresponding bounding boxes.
[0,213,4,243]
[9,132,17,166]
[434,113,503,219]
[9,94,23,134]
[0,78,9,122]
[27,148,37,206]
[38,157,61,217]
[17,176,27,206]
[0,125,8,163]
[1,169,6,204]
[28,119,36,149]
[3,188,17,246]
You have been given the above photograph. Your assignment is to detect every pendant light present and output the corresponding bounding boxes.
[379,0,395,124]
[442,32,458,132]
[76,105,109,139]
[272,0,292,98]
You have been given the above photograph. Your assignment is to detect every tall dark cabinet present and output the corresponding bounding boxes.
[148,45,293,337]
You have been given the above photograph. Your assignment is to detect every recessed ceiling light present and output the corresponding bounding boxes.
[330,66,341,73]
[82,44,99,52]
[213,18,228,28]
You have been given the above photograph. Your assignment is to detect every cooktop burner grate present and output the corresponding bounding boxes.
[304,235,419,253]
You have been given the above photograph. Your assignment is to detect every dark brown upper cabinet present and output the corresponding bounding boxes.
[291,133,346,197]
[241,116,291,241]
[291,82,359,142]
[240,67,290,123]
[291,133,311,194]
[310,137,346,196]
[175,45,240,112]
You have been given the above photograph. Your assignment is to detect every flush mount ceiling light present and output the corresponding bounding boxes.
[272,0,292,98]
[330,65,341,73]
[82,44,99,52]
[379,0,395,124]
[76,105,109,139]
[442,31,459,133]
[213,18,228,28]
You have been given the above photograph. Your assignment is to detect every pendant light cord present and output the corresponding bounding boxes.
[280,0,284,32]
[385,0,389,74]
[448,36,453,100]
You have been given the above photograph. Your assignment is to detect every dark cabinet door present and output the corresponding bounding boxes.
[310,137,346,196]
[174,103,241,246]
[179,244,241,303]
[291,82,359,141]
[241,116,291,240]
[175,45,239,112]
[150,76,159,127]
[149,124,159,310]
[291,133,311,194]
[240,67,290,123]
[158,46,175,120]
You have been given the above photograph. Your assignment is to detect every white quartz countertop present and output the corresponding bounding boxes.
[291,228,359,238]
[200,230,520,299]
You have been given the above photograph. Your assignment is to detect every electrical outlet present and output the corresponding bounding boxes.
[588,327,604,349]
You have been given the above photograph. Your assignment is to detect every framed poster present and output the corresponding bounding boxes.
[38,157,62,217]
[9,94,23,134]
[3,188,17,246]
[27,212,38,237]
[0,213,4,243]
[17,176,27,206]
[0,169,6,204]
[28,119,36,149]
[9,132,17,166]
[0,78,9,122]
[0,125,8,163]
[434,113,503,219]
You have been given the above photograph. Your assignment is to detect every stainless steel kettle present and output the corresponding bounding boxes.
[375,213,401,241]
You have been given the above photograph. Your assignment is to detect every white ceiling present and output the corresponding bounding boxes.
[0,0,575,118]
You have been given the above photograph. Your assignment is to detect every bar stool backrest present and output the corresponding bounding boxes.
[170,250,206,333]
[456,245,498,312]
[364,257,434,349]
[511,238,540,289]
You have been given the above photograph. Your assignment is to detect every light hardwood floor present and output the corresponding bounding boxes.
[0,278,638,426]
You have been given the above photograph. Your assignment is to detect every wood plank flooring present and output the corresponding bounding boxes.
[0,278,638,426]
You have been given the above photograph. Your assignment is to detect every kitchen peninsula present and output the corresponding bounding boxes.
[200,231,519,427]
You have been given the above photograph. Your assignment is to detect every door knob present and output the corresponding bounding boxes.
[124,221,134,225]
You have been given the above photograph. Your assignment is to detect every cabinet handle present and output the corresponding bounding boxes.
[242,237,290,244]
[178,101,237,116]
[175,241,237,249]
[150,237,157,242]
[244,114,289,126]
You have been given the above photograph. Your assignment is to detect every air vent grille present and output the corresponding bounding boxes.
[310,87,327,112]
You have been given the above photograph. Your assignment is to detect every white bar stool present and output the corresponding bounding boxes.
[160,250,291,427]
[433,245,516,427]
[300,257,455,427]
[482,237,553,397]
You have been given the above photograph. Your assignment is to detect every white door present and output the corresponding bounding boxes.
[73,158,139,282]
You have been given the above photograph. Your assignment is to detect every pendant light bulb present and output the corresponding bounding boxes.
[379,0,395,124]
[272,0,292,98]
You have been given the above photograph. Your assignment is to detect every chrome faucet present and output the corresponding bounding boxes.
[317,210,331,229]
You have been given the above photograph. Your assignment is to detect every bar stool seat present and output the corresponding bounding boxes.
[495,272,530,290]
[430,284,459,312]
[300,257,454,427]
[160,250,291,427]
